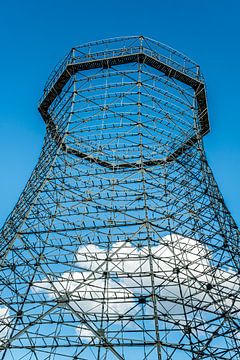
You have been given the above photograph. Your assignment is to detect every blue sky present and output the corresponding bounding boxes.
[0,0,240,226]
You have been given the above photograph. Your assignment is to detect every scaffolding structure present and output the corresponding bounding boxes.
[0,36,239,359]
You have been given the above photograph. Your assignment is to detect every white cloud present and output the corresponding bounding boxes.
[33,234,240,330]
[76,235,210,277]
[34,271,135,315]
[76,325,94,342]
[0,306,10,345]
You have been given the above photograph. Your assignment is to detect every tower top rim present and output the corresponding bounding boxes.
[72,35,199,67]
[42,35,205,102]
[39,35,210,154]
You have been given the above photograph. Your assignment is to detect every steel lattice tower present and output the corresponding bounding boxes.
[0,36,239,360]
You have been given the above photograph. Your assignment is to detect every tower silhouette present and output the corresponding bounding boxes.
[0,36,239,360]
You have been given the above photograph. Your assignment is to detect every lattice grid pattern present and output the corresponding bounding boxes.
[0,36,239,360]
